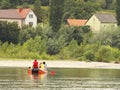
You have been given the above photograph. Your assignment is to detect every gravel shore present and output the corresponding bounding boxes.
[0,60,120,69]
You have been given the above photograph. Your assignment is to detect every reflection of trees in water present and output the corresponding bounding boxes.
[0,67,27,80]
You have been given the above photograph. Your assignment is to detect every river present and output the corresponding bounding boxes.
[0,67,120,90]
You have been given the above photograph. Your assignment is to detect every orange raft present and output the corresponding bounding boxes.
[28,68,47,74]
[38,69,47,74]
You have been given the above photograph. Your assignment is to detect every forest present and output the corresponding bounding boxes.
[0,0,120,63]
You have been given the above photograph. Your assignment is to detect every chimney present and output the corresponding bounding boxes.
[18,8,23,12]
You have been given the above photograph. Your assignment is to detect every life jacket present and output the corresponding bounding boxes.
[40,64,44,70]
[33,61,38,68]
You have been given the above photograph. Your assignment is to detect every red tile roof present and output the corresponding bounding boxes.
[18,8,31,18]
[0,8,31,19]
[67,19,87,26]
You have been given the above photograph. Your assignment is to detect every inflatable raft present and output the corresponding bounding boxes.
[28,68,47,74]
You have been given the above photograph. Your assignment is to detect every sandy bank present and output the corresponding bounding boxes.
[0,60,120,69]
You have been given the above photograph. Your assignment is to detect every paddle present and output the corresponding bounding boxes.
[50,70,56,76]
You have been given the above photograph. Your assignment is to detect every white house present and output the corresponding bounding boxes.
[0,8,37,27]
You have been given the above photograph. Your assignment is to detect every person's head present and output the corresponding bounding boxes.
[40,62,42,64]
[34,59,37,61]
[43,61,46,64]
[28,66,31,69]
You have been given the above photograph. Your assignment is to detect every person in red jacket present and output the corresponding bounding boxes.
[33,59,38,68]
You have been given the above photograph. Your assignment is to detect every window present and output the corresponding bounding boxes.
[29,14,33,18]
[29,22,33,26]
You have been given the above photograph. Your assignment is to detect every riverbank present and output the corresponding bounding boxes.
[0,60,120,69]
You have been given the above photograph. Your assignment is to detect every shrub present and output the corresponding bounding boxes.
[84,50,95,61]
[96,45,117,62]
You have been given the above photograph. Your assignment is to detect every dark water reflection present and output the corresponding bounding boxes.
[0,67,120,90]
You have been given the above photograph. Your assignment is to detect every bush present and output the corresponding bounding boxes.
[23,36,46,54]
[0,21,20,44]
[96,45,119,62]
[84,50,95,61]
[58,39,79,59]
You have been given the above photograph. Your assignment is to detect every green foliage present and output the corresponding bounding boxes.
[62,0,100,23]
[9,0,19,8]
[104,0,114,9]
[19,27,35,44]
[23,36,46,54]
[58,39,79,59]
[84,50,95,61]
[0,21,20,44]
[33,0,42,22]
[47,36,65,55]
[89,28,115,45]
[0,42,9,53]
[111,27,120,49]
[96,45,115,62]
[22,3,30,8]
[70,26,90,45]
[35,23,51,39]
[58,25,74,45]
[58,26,91,46]
[41,0,49,6]
[74,43,120,62]
[0,0,11,9]
[88,27,120,51]
[77,43,100,61]
[49,0,64,32]
[116,0,120,26]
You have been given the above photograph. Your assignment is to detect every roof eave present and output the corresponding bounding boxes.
[0,17,24,20]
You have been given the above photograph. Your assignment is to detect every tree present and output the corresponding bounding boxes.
[33,0,42,22]
[41,0,49,6]
[25,0,36,4]
[46,36,65,55]
[70,26,90,45]
[0,21,20,44]
[22,3,30,8]
[116,0,120,26]
[49,0,64,32]
[9,0,19,8]
[18,26,35,44]
[111,28,120,49]
[62,0,100,23]
[105,0,113,9]
[0,0,11,9]
[58,39,79,59]
[23,36,46,54]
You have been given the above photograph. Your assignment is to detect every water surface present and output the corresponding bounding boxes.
[0,67,120,90]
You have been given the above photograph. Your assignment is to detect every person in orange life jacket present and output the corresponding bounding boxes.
[33,59,38,68]
[28,66,32,74]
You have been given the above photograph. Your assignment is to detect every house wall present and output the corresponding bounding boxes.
[100,23,117,30]
[25,11,37,27]
[86,15,101,33]
[0,18,23,27]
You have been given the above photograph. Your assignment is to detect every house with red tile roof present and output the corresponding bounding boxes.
[67,19,88,26]
[0,8,37,27]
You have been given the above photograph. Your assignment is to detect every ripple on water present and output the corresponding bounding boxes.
[0,68,120,90]
[0,77,120,90]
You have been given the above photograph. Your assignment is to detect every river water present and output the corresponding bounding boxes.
[0,67,120,90]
